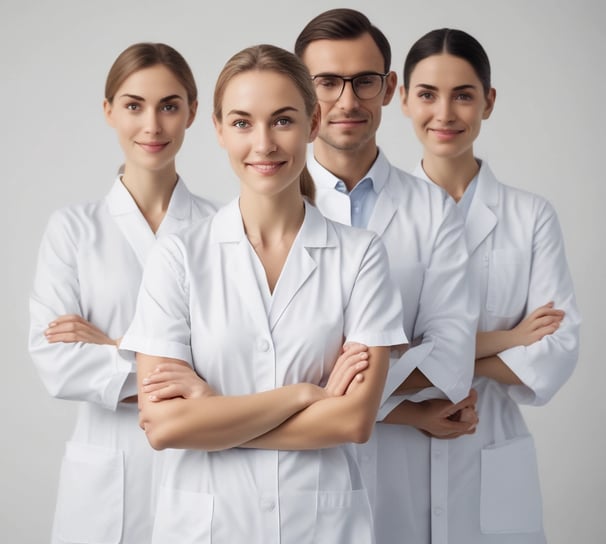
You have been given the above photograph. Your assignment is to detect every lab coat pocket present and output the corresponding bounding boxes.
[55,441,124,544]
[480,435,543,534]
[486,249,530,317]
[151,486,213,544]
[311,490,374,544]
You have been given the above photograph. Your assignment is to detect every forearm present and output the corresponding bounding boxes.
[391,368,433,395]
[475,355,523,385]
[382,400,423,426]
[137,354,319,451]
[476,330,516,359]
[242,347,389,450]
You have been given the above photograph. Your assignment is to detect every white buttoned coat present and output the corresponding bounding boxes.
[29,178,216,544]
[120,199,406,544]
[414,161,580,543]
[309,150,478,543]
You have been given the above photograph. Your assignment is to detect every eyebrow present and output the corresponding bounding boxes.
[415,83,477,91]
[118,93,185,102]
[225,106,299,117]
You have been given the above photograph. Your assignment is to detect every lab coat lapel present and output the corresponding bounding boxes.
[268,203,327,331]
[106,178,156,267]
[367,180,397,236]
[465,163,499,255]
[213,200,270,330]
[156,178,193,236]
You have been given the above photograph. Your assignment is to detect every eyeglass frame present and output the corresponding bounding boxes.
[310,72,389,102]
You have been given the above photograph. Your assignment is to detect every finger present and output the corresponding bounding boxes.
[148,384,188,401]
[326,359,369,396]
[48,314,86,326]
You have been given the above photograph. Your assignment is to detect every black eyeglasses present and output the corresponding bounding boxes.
[311,72,388,102]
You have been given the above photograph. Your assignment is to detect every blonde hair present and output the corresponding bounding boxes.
[105,42,197,105]
[213,44,316,202]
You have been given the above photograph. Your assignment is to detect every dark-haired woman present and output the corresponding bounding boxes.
[400,28,580,543]
[28,43,216,543]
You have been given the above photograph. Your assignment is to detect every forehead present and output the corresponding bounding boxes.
[302,33,384,75]
[221,70,306,114]
[409,54,481,87]
[116,64,186,97]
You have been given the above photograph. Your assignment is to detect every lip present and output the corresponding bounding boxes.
[137,141,170,153]
[428,128,464,141]
[246,161,287,175]
[329,118,368,128]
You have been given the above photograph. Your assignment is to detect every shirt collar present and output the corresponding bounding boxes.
[307,147,389,195]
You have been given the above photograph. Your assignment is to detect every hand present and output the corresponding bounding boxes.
[45,314,119,346]
[416,389,478,439]
[141,360,216,402]
[324,343,369,397]
[510,302,564,347]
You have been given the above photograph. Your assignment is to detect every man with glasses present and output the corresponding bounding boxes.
[295,9,478,544]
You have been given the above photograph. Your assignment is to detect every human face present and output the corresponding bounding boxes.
[213,70,318,199]
[302,33,397,157]
[401,54,495,163]
[103,64,196,174]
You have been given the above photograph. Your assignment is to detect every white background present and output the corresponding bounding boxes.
[2,0,604,541]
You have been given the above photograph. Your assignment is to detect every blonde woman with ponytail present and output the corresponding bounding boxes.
[120,44,406,543]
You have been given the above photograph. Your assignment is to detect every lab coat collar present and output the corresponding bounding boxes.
[212,198,334,331]
[106,176,192,221]
[413,159,499,254]
[210,198,334,249]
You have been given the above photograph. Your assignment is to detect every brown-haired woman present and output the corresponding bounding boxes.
[120,44,406,543]
[28,42,216,543]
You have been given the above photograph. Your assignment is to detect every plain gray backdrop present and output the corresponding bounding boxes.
[2,0,604,541]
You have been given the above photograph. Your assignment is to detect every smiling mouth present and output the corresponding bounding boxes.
[247,161,286,175]
[137,142,170,153]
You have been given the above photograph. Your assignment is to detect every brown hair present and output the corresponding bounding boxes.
[295,8,391,73]
[105,42,197,105]
[213,44,316,202]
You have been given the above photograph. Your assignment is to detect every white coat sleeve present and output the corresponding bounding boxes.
[498,201,580,406]
[28,210,136,410]
[381,203,478,411]
[120,235,193,365]
[344,234,407,348]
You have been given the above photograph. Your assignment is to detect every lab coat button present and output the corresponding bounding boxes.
[260,498,276,511]
[257,339,270,352]
[433,506,443,516]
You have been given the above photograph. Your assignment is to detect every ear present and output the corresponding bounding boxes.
[399,85,410,117]
[186,100,198,128]
[308,103,321,142]
[482,87,496,120]
[382,71,398,106]
[103,98,115,127]
[212,113,225,148]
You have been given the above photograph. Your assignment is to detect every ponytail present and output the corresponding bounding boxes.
[299,165,316,204]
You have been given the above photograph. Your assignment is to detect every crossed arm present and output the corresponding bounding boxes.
[137,343,389,452]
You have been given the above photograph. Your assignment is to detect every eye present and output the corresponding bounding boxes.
[355,76,375,87]
[233,119,250,129]
[274,117,292,127]
[161,103,179,112]
[455,93,473,102]
[418,92,434,101]
[126,103,140,111]
[315,76,339,89]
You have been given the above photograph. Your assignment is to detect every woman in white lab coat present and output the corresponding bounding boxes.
[400,29,580,543]
[119,44,406,544]
[28,43,216,544]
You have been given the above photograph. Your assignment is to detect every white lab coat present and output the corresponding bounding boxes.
[415,161,581,543]
[120,199,406,544]
[309,150,477,543]
[29,177,216,544]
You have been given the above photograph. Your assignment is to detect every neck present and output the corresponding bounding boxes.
[120,162,178,232]
[313,140,378,191]
[421,151,479,202]
[239,183,305,248]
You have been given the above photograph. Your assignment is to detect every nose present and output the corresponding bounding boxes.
[255,125,277,155]
[436,98,455,123]
[336,80,360,110]
[144,110,162,134]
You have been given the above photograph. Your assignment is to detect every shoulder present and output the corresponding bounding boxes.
[491,173,556,223]
[190,193,220,217]
[43,198,106,242]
